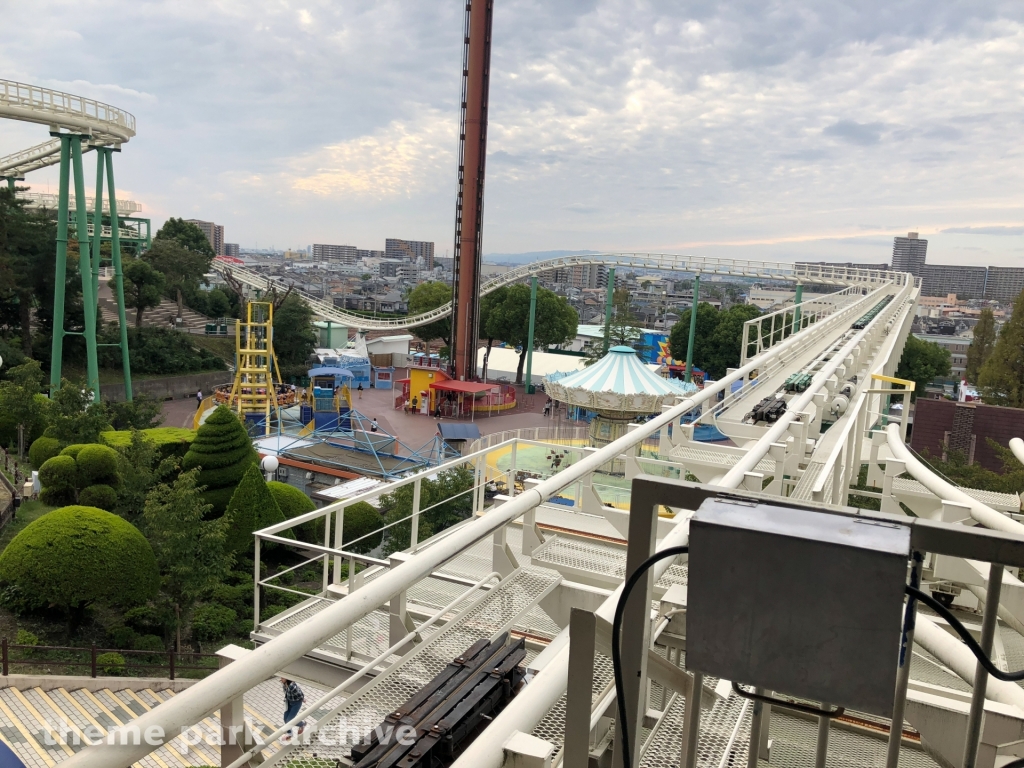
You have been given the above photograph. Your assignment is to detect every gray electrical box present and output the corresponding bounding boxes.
[686,497,911,717]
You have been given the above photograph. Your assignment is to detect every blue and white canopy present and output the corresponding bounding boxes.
[544,346,696,415]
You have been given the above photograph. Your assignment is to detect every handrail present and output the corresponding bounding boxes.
[0,79,136,142]
[1011,437,1024,468]
[213,254,914,332]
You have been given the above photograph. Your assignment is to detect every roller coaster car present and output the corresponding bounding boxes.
[351,634,527,768]
[747,396,788,424]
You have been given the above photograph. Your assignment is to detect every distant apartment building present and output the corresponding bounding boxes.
[185,219,225,256]
[356,249,385,261]
[891,232,928,277]
[283,249,307,260]
[984,266,1024,303]
[378,260,407,278]
[312,244,358,264]
[386,238,434,269]
[223,243,240,258]
[921,264,988,299]
[544,263,610,289]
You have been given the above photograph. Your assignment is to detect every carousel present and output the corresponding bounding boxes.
[543,345,697,448]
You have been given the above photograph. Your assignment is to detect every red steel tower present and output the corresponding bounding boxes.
[450,0,494,381]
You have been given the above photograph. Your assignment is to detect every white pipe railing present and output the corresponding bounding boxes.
[1011,437,1024,468]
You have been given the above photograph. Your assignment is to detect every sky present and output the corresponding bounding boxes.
[2,0,1023,267]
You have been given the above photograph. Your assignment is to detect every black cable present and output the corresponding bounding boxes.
[612,545,689,768]
[907,585,1024,682]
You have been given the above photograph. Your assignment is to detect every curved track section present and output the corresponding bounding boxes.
[214,253,915,331]
[0,79,136,179]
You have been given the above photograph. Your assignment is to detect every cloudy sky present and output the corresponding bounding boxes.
[3,0,1023,266]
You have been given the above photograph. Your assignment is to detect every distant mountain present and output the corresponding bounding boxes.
[482,249,602,265]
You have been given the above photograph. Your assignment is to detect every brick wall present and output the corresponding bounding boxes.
[911,399,1024,472]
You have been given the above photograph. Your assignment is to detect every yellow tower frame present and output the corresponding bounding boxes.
[229,301,283,435]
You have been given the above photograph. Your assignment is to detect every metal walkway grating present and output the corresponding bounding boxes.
[531,533,688,591]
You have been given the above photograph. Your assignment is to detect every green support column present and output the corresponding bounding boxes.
[524,276,538,394]
[5,177,13,190]
[91,149,105,303]
[49,137,73,394]
[792,281,803,334]
[70,136,101,401]
[602,267,615,354]
[685,274,700,383]
[104,149,133,400]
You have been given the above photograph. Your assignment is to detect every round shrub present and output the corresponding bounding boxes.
[39,455,77,489]
[78,484,117,511]
[224,465,287,554]
[182,406,258,514]
[59,444,90,460]
[76,444,119,486]
[192,604,237,643]
[268,481,318,542]
[343,501,384,554]
[29,437,61,468]
[0,506,160,626]
[96,652,126,675]
[107,625,138,650]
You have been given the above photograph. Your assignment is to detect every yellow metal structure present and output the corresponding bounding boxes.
[229,301,283,435]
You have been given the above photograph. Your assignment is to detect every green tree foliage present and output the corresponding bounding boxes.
[0,506,159,633]
[223,465,288,554]
[143,237,213,320]
[408,282,452,349]
[272,293,317,373]
[28,436,61,468]
[191,603,237,647]
[0,360,48,456]
[896,335,952,402]
[0,188,58,358]
[378,466,474,556]
[482,284,579,383]
[47,381,112,444]
[182,406,259,514]
[99,327,225,375]
[38,455,79,506]
[585,289,646,366]
[108,430,180,523]
[267,481,318,542]
[75,444,120,486]
[142,467,232,650]
[118,258,165,327]
[154,217,215,257]
[979,291,1024,407]
[342,501,384,554]
[668,303,721,375]
[103,393,164,431]
[965,308,997,383]
[38,443,120,506]
[667,303,761,379]
[479,286,510,376]
[919,440,1024,494]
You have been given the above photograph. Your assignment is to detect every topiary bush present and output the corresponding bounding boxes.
[78,484,118,511]
[75,444,119,486]
[38,455,79,506]
[181,406,258,514]
[29,436,61,468]
[0,506,160,632]
[59,444,90,460]
[343,501,385,554]
[267,481,319,542]
[96,652,126,675]
[223,465,288,554]
[192,603,237,644]
[100,427,197,461]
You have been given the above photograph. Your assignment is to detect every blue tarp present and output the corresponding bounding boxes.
[438,423,482,441]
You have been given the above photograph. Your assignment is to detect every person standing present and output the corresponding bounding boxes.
[357,383,364,399]
[280,678,305,741]
[370,418,379,433]
[195,390,203,410]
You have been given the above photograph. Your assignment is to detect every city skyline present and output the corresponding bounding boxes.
[2,2,1023,266]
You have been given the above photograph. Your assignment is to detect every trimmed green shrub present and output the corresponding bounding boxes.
[15,630,38,647]
[75,444,119,486]
[96,652,126,675]
[133,634,165,653]
[192,603,237,642]
[223,465,288,554]
[343,501,385,553]
[79,484,118,511]
[59,444,90,460]
[268,481,318,542]
[29,436,61,468]
[107,625,138,650]
[101,427,197,461]
[181,407,258,514]
[0,506,160,630]
[38,455,79,505]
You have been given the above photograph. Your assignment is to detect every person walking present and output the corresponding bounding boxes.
[280,678,306,741]
[357,382,364,399]
[195,390,203,410]
[370,418,379,433]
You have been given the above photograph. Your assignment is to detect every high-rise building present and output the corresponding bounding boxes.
[921,264,988,299]
[984,266,1024,303]
[185,219,225,256]
[312,244,358,264]
[356,249,385,261]
[223,243,240,258]
[891,232,928,277]
[386,238,434,269]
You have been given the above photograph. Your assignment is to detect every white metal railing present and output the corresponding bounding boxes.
[18,191,142,215]
[0,79,136,141]
[213,254,916,331]
[0,138,62,176]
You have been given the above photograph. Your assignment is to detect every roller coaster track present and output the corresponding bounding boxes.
[213,253,916,331]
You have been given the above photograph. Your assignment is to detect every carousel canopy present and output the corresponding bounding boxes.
[543,346,696,415]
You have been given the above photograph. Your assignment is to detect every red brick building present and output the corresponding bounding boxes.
[911,399,1024,472]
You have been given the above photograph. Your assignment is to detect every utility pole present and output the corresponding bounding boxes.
[685,274,701,384]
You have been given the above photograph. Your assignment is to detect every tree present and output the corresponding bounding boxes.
[143,238,213,320]
[896,335,952,402]
[222,464,288,554]
[342,501,385,553]
[408,282,452,351]
[483,284,578,383]
[268,480,319,542]
[586,289,644,365]
[109,430,180,523]
[104,393,164,431]
[0,360,47,458]
[154,217,215,257]
[479,286,510,378]
[181,405,259,513]
[0,506,159,634]
[668,303,721,375]
[979,290,1024,407]
[704,304,762,378]
[47,380,112,444]
[272,293,316,372]
[965,309,997,383]
[118,258,165,327]
[378,466,474,556]
[142,467,232,650]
